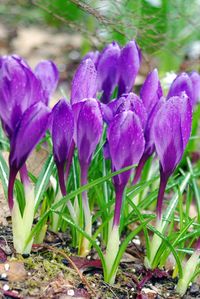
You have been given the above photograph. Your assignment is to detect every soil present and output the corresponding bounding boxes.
[0,224,198,299]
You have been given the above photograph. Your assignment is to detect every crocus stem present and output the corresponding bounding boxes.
[132,154,149,185]
[52,163,76,232]
[79,163,91,257]
[8,167,18,211]
[12,184,35,254]
[104,184,125,284]
[113,185,125,227]
[156,170,169,221]
[177,238,200,296]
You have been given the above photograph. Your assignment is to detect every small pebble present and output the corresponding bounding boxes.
[131,287,135,292]
[67,289,75,296]
[87,255,91,260]
[1,273,7,279]
[132,238,141,246]
[4,263,9,271]
[28,272,31,276]
[3,284,9,291]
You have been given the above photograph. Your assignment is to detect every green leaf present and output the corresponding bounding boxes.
[34,155,55,212]
[0,152,8,197]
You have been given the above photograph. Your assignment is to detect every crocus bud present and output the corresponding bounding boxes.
[167,73,193,104]
[82,51,100,67]
[35,60,59,105]
[0,55,43,136]
[52,99,74,196]
[140,69,163,114]
[107,110,145,226]
[8,102,51,210]
[73,98,103,169]
[97,42,120,103]
[116,93,147,129]
[133,69,163,184]
[118,40,141,97]
[70,59,97,104]
[189,71,200,104]
[153,95,192,219]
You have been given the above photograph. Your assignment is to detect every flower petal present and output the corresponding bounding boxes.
[70,59,97,104]
[9,102,51,171]
[97,42,120,103]
[73,99,103,165]
[52,99,74,165]
[153,96,192,176]
[189,71,200,105]
[118,40,141,97]
[140,68,163,114]
[107,110,145,186]
[35,60,59,105]
[167,73,193,104]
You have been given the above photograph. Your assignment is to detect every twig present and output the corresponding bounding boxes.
[33,244,97,297]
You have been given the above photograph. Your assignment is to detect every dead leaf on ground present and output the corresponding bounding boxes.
[0,261,27,282]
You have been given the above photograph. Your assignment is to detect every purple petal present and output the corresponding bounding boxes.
[0,55,43,135]
[73,99,103,165]
[97,42,120,103]
[140,68,163,114]
[9,102,51,171]
[153,96,192,176]
[35,60,59,105]
[107,110,145,187]
[167,73,193,105]
[8,102,51,209]
[52,99,74,165]
[189,71,200,105]
[70,59,97,104]
[118,40,141,97]
[116,93,147,129]
[82,51,100,68]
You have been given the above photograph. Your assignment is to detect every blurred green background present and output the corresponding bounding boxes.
[0,0,200,77]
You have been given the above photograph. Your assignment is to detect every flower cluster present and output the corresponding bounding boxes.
[0,40,199,291]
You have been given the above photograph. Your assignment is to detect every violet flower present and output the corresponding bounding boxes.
[52,99,74,196]
[105,110,145,283]
[167,72,194,104]
[51,99,76,229]
[73,98,103,255]
[133,69,163,184]
[35,60,59,105]
[8,102,51,210]
[70,59,97,104]
[0,55,58,137]
[189,71,200,104]
[96,42,120,103]
[153,95,192,220]
[118,40,141,97]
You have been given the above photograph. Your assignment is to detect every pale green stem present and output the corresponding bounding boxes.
[177,249,200,296]
[12,184,35,254]
[104,225,120,284]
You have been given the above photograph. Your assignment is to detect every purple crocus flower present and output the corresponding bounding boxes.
[70,59,97,104]
[133,69,163,184]
[82,51,100,67]
[189,71,200,104]
[35,60,59,105]
[167,72,193,105]
[107,110,145,227]
[8,102,51,210]
[96,42,121,104]
[153,95,192,220]
[118,40,141,97]
[0,55,58,138]
[0,55,43,136]
[52,99,74,196]
[73,98,103,255]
